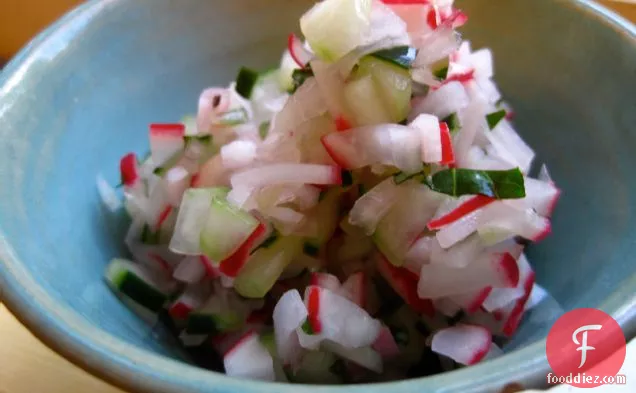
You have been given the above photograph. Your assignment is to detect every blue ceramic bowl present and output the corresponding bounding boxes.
[1,0,635,392]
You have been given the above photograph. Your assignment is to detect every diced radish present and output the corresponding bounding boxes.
[525,283,549,311]
[305,286,382,348]
[164,166,191,207]
[412,26,460,66]
[219,222,267,277]
[447,287,493,313]
[288,33,313,68]
[485,120,535,174]
[453,92,488,167]
[321,124,421,173]
[410,81,469,121]
[199,255,221,279]
[436,207,482,249]
[340,271,366,308]
[120,153,140,188]
[155,205,173,232]
[477,202,552,243]
[538,164,553,184]
[498,258,536,337]
[431,324,492,365]
[372,325,400,358]
[310,272,341,292]
[377,254,435,316]
[195,154,231,189]
[224,331,276,381]
[428,195,495,230]
[482,286,524,312]
[273,289,308,365]
[514,177,561,218]
[197,87,231,133]
[348,177,401,235]
[168,283,211,320]
[149,123,186,166]
[433,297,462,317]
[297,324,324,350]
[404,235,435,273]
[410,114,442,163]
[439,121,455,165]
[417,252,519,298]
[221,140,257,170]
[231,164,342,189]
[173,255,205,284]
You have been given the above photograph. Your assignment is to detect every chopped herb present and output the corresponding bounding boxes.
[393,166,430,185]
[183,134,213,145]
[153,166,166,176]
[301,319,315,335]
[141,224,161,245]
[303,242,320,257]
[486,109,507,130]
[219,108,249,126]
[290,67,314,94]
[358,184,367,196]
[235,67,260,99]
[185,314,219,335]
[433,66,449,81]
[258,121,270,140]
[398,118,409,126]
[341,170,353,187]
[442,113,461,135]
[423,167,526,199]
[371,46,418,69]
[389,326,410,346]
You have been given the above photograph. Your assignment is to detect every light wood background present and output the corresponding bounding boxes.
[0,1,635,393]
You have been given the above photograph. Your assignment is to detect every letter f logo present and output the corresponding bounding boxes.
[572,324,603,368]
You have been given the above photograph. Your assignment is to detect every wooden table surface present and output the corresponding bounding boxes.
[0,1,635,393]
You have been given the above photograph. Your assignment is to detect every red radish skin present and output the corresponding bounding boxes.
[219,223,267,277]
[190,173,201,188]
[199,255,220,278]
[378,255,435,316]
[334,116,352,132]
[426,8,440,30]
[120,153,139,187]
[468,344,490,365]
[320,135,350,168]
[505,111,516,121]
[150,123,186,138]
[169,302,193,320]
[443,9,468,29]
[372,325,400,358]
[499,253,521,288]
[307,286,322,334]
[531,222,552,243]
[156,205,173,231]
[428,195,495,230]
[546,190,561,217]
[441,69,475,86]
[288,33,310,68]
[439,122,455,165]
[224,329,257,358]
[502,271,535,336]
[460,287,493,314]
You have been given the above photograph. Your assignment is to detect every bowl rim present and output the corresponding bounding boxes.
[1,0,635,392]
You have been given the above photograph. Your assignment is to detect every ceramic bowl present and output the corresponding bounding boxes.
[1,0,635,392]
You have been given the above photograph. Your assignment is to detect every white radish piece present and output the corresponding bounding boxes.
[436,208,483,249]
[410,81,469,121]
[96,174,122,212]
[477,202,551,243]
[372,325,400,358]
[513,177,561,217]
[231,164,342,189]
[273,290,308,365]
[310,272,341,292]
[429,234,483,268]
[288,33,313,68]
[149,123,186,166]
[417,252,519,298]
[322,340,383,373]
[221,140,257,170]
[340,271,366,308]
[224,331,276,381]
[404,235,435,274]
[447,287,493,313]
[164,166,190,207]
[431,324,492,365]
[321,124,422,173]
[172,255,206,284]
[454,90,488,168]
[169,189,216,255]
[410,113,442,163]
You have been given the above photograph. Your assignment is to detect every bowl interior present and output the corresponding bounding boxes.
[1,0,635,392]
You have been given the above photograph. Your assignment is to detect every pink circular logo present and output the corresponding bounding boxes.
[546,308,626,388]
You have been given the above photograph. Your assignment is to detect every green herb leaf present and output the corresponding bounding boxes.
[153,167,166,176]
[371,46,418,69]
[433,66,449,81]
[301,319,315,335]
[183,134,213,145]
[258,121,270,140]
[235,67,260,99]
[393,166,431,185]
[290,67,314,94]
[424,168,526,199]
[486,109,507,130]
[141,224,161,245]
[442,113,461,135]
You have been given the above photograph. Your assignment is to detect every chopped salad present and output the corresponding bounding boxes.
[99,0,561,383]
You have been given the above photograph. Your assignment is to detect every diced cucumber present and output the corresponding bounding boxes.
[233,236,303,298]
[170,187,229,255]
[236,67,260,99]
[352,56,412,123]
[303,189,341,251]
[278,50,301,92]
[373,184,442,266]
[291,351,342,384]
[343,74,392,126]
[186,311,243,334]
[291,68,314,94]
[199,192,259,261]
[371,46,418,69]
[300,0,373,62]
[105,258,176,313]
